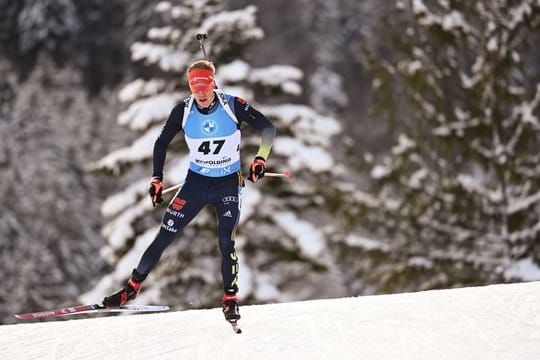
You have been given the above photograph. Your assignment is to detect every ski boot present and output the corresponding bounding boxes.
[102,269,146,307]
[222,291,241,321]
[222,291,242,333]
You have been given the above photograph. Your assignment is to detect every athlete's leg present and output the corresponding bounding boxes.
[212,173,243,293]
[103,173,208,307]
[136,175,207,275]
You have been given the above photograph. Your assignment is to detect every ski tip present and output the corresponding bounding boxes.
[14,314,33,320]
[14,311,57,320]
[228,320,242,334]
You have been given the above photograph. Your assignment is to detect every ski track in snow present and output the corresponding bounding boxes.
[1,281,540,360]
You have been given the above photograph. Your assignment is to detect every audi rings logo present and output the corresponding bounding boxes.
[222,196,238,204]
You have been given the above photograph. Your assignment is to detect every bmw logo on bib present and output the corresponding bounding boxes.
[201,119,217,135]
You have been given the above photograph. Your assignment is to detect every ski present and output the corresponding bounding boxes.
[228,319,242,334]
[15,304,169,320]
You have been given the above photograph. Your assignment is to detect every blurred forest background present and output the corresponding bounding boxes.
[0,0,539,324]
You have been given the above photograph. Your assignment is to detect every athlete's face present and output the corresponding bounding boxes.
[193,89,215,108]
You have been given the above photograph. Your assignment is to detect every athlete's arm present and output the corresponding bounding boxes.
[233,97,276,160]
[152,102,184,179]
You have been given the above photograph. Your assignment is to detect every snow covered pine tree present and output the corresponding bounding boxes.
[350,0,540,291]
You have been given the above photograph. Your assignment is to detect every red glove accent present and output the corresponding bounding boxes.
[248,157,266,183]
[149,177,163,206]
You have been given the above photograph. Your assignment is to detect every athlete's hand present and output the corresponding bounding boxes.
[149,176,163,206]
[248,157,266,183]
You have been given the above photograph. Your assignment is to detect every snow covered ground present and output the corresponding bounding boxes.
[2,281,539,360]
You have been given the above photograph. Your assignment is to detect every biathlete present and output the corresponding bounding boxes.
[102,59,276,322]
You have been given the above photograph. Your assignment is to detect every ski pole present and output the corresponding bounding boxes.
[162,170,290,196]
[162,183,182,196]
[264,170,291,178]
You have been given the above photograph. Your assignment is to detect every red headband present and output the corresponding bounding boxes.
[188,68,215,92]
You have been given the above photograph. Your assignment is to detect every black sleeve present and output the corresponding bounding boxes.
[232,97,273,131]
[152,102,184,179]
[232,97,276,160]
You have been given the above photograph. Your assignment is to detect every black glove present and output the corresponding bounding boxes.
[149,176,163,206]
[248,157,266,183]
